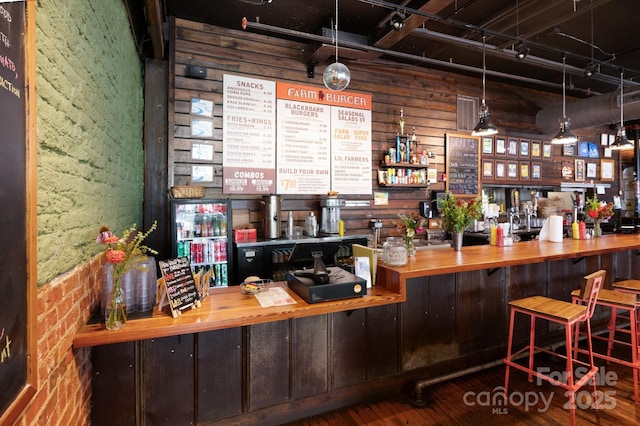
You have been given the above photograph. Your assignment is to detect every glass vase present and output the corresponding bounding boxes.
[105,277,127,331]
[593,219,602,238]
[404,235,416,256]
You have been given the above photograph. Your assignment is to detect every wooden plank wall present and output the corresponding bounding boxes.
[169,18,618,240]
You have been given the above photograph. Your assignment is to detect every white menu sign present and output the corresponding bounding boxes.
[276,82,372,195]
[222,74,276,194]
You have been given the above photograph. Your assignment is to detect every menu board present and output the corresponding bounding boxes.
[445,133,481,197]
[0,1,36,423]
[275,82,372,195]
[222,74,276,194]
[222,77,373,195]
[158,257,201,318]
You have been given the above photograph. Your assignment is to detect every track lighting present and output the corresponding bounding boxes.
[389,10,405,31]
[584,62,599,78]
[515,42,530,60]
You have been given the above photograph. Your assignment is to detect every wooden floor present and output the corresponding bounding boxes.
[285,350,640,425]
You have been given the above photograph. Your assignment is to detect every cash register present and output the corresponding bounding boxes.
[285,241,366,304]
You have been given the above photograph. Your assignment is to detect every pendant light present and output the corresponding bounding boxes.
[471,33,498,137]
[610,69,633,150]
[551,54,578,144]
[323,0,350,91]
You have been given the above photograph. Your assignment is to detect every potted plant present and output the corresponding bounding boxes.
[393,213,426,256]
[437,192,483,250]
[584,195,614,238]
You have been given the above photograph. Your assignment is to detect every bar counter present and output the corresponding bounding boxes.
[378,233,640,294]
[74,234,640,349]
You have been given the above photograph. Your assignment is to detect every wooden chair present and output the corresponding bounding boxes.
[570,286,639,403]
[504,270,606,426]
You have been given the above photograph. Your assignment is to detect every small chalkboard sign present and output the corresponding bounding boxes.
[445,133,481,197]
[158,257,201,318]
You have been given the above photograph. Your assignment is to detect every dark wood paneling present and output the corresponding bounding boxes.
[332,309,366,389]
[247,321,290,411]
[365,304,400,379]
[508,263,548,343]
[291,315,329,400]
[457,268,505,355]
[142,335,195,425]
[91,342,136,426]
[196,328,243,422]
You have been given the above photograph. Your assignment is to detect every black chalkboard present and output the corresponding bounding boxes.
[445,133,481,197]
[158,257,201,318]
[0,1,36,423]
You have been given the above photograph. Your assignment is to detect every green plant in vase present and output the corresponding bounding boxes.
[437,192,483,250]
[584,195,614,238]
[393,213,426,256]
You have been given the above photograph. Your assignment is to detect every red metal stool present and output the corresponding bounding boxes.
[504,270,605,426]
[571,287,638,403]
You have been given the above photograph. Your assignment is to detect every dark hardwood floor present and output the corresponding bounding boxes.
[286,350,640,425]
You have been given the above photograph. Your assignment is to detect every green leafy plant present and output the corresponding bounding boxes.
[438,192,483,234]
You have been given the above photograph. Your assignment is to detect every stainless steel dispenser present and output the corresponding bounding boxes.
[261,195,281,239]
[320,197,345,234]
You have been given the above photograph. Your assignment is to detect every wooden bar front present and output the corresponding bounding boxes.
[79,234,640,425]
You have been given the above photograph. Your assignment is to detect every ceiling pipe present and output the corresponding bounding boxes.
[536,88,640,134]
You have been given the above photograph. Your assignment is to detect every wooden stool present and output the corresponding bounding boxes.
[504,270,606,426]
[612,279,640,295]
[571,288,639,403]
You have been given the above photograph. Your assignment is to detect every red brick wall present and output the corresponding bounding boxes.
[13,255,102,426]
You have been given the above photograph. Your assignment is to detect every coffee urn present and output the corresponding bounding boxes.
[320,196,345,234]
[261,195,281,239]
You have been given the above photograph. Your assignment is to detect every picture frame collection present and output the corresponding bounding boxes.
[480,135,611,183]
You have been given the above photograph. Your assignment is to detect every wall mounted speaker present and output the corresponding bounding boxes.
[185,64,207,79]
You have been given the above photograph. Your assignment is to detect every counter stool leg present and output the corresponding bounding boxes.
[632,308,639,403]
[504,308,516,397]
[606,307,618,362]
[528,315,536,382]
[564,324,578,426]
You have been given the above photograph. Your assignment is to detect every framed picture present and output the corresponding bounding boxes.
[495,137,506,155]
[482,136,493,154]
[519,161,530,181]
[532,162,541,180]
[575,159,585,181]
[543,143,552,158]
[586,162,597,178]
[588,142,599,158]
[507,161,518,180]
[482,159,493,177]
[561,160,574,180]
[531,140,541,158]
[495,160,506,179]
[508,138,519,156]
[519,139,530,158]
[563,142,576,156]
[601,159,615,181]
[578,141,590,157]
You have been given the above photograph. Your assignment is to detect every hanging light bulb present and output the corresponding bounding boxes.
[323,0,350,91]
[471,33,498,136]
[610,69,633,151]
[551,54,578,144]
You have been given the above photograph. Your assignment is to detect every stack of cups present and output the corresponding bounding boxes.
[136,257,158,312]
[101,257,158,315]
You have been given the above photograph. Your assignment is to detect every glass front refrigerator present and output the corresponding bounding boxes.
[170,199,233,287]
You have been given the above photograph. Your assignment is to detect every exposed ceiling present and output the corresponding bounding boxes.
[136,0,640,99]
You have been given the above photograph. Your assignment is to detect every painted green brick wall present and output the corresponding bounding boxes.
[36,0,144,285]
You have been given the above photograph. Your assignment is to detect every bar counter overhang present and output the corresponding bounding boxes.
[75,234,640,425]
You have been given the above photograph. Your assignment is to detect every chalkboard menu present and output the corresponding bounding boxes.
[158,257,201,318]
[445,133,481,197]
[0,1,37,423]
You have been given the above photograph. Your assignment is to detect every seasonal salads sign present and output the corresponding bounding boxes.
[222,75,372,195]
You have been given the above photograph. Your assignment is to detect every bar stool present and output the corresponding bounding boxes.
[504,270,606,426]
[571,287,638,403]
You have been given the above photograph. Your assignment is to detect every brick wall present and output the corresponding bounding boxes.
[14,256,101,426]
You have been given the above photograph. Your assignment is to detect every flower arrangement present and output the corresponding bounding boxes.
[584,195,614,237]
[96,221,157,330]
[438,192,483,234]
[392,213,426,256]
[584,195,614,221]
[393,212,426,238]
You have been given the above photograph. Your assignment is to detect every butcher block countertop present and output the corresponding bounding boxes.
[74,234,640,348]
